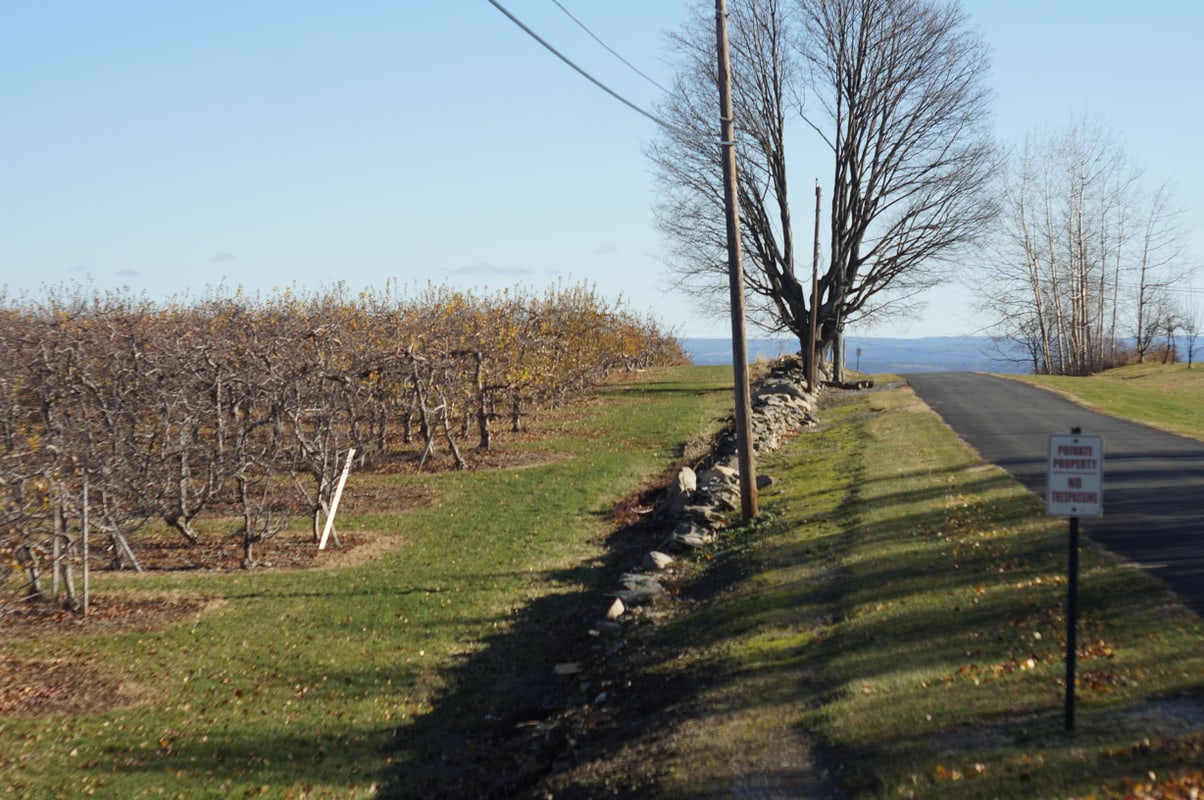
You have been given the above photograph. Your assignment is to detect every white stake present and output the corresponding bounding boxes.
[319,448,355,550]
[82,478,90,616]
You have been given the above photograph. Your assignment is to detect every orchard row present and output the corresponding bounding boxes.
[0,282,686,599]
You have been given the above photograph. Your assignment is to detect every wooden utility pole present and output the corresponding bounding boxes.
[715,0,757,520]
[808,183,821,394]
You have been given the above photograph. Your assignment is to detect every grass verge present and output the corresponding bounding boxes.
[794,384,1204,798]
[567,380,1203,798]
[1011,363,1204,441]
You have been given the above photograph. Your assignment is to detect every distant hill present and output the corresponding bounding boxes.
[681,336,1031,374]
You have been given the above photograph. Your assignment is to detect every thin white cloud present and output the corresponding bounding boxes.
[447,263,532,278]
[210,251,237,263]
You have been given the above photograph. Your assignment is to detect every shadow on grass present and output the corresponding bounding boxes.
[400,453,1194,798]
[372,531,662,797]
[336,402,1204,798]
[89,725,394,796]
[365,458,1051,796]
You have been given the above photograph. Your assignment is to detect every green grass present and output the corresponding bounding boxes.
[0,366,734,799]
[1012,362,1204,440]
[5,365,1201,798]
[646,382,1203,799]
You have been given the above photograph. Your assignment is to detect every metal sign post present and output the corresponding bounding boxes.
[1047,428,1104,732]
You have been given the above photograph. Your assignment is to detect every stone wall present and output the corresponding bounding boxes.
[555,356,823,678]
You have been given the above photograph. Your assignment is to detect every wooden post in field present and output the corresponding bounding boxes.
[809,183,821,394]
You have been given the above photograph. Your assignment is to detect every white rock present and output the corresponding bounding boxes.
[644,550,674,570]
[672,530,708,549]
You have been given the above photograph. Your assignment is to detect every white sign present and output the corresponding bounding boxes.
[1047,434,1103,517]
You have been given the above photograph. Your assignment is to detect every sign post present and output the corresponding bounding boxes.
[1047,428,1103,732]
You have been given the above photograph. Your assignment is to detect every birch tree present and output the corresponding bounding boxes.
[980,118,1191,374]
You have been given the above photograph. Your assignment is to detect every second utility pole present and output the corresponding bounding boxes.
[716,0,758,520]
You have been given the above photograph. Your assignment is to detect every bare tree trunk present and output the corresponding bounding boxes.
[164,514,201,544]
[411,369,439,468]
[52,506,62,601]
[19,543,43,599]
[438,391,468,470]
[1108,212,1124,362]
[60,552,79,611]
[831,327,845,383]
[1015,175,1054,372]
[109,528,142,572]
[510,390,524,433]
[242,536,257,570]
[402,401,415,444]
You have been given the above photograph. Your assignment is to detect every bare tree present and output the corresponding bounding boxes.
[1182,298,1200,368]
[651,0,997,379]
[1133,182,1190,362]
[800,0,998,378]
[1,281,688,586]
[980,118,1191,374]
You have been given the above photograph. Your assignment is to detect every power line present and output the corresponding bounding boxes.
[1111,280,1204,298]
[549,0,671,94]
[486,0,681,135]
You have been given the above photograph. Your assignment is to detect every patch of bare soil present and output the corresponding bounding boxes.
[0,592,219,718]
[0,652,151,719]
[122,527,399,573]
[0,590,221,639]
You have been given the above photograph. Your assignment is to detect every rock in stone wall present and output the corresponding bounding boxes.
[548,357,863,748]
[709,355,819,466]
[583,355,821,656]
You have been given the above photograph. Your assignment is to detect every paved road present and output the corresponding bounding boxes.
[907,372,1204,618]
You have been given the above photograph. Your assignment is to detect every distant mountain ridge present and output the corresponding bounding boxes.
[681,336,1030,374]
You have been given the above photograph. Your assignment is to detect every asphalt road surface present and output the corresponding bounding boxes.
[907,372,1204,618]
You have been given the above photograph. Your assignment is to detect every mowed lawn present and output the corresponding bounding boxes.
[1013,362,1204,441]
[586,378,1203,799]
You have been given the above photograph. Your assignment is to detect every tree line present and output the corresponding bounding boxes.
[0,282,685,608]
[981,119,1197,374]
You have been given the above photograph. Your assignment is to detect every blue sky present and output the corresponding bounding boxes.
[1,1,1200,339]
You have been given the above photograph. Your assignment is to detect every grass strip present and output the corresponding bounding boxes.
[635,381,1202,799]
[1012,363,1204,441]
